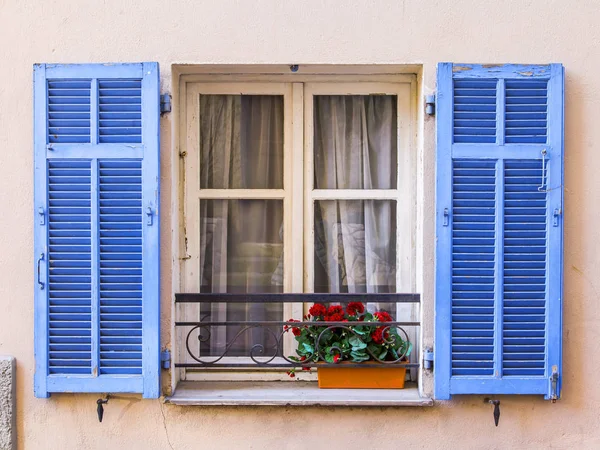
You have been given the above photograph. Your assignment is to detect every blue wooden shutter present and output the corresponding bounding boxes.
[34,63,160,398]
[435,64,564,400]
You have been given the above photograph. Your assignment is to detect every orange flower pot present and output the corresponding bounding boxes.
[317,364,407,389]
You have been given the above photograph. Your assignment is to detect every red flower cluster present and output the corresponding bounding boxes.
[346,301,365,316]
[285,318,302,336]
[374,311,393,322]
[333,354,341,363]
[324,305,344,322]
[371,327,389,344]
[308,303,327,318]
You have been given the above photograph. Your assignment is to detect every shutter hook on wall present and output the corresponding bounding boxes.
[96,395,110,422]
[538,149,548,192]
[484,398,501,426]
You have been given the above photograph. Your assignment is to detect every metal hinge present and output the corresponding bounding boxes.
[423,348,434,370]
[425,94,436,116]
[161,349,171,369]
[553,208,562,227]
[160,94,172,114]
[549,365,559,402]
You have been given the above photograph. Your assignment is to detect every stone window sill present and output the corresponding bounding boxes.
[165,381,432,407]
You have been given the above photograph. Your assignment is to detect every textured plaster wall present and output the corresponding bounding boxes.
[0,0,598,448]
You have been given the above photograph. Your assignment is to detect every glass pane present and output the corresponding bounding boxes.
[314,199,396,294]
[200,95,284,189]
[198,199,283,357]
[314,95,397,189]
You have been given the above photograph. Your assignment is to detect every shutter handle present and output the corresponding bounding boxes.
[443,208,450,227]
[38,207,45,225]
[146,206,153,226]
[37,253,45,290]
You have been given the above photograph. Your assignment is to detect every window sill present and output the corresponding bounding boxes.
[165,381,432,407]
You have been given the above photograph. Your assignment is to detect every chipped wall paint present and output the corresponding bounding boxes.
[0,0,599,448]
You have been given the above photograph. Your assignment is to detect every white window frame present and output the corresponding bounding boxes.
[175,74,419,385]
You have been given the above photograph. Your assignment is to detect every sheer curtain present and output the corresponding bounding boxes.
[198,95,284,357]
[313,95,398,315]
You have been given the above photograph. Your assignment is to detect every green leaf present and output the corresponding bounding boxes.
[302,342,314,354]
[353,326,368,335]
[367,343,379,354]
[348,335,367,350]
[350,350,370,362]
[378,349,388,360]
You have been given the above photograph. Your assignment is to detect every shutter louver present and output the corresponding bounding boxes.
[47,160,92,374]
[47,80,91,143]
[505,80,548,144]
[451,160,496,376]
[34,63,160,398]
[453,80,497,143]
[503,160,547,376]
[435,63,564,400]
[98,80,142,143]
[99,160,143,375]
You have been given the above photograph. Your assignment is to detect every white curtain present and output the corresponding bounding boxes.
[313,95,398,314]
[198,95,284,357]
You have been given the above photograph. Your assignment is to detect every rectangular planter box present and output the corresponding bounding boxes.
[317,365,407,389]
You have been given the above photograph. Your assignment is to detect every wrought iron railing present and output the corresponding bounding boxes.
[174,293,420,369]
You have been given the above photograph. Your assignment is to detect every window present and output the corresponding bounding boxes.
[177,78,419,383]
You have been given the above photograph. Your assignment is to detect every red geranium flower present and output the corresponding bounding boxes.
[327,305,344,316]
[324,305,345,322]
[346,301,365,316]
[333,354,341,363]
[286,318,302,336]
[374,311,393,322]
[371,327,390,344]
[309,303,327,317]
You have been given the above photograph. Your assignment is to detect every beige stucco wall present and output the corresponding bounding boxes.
[0,0,598,448]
